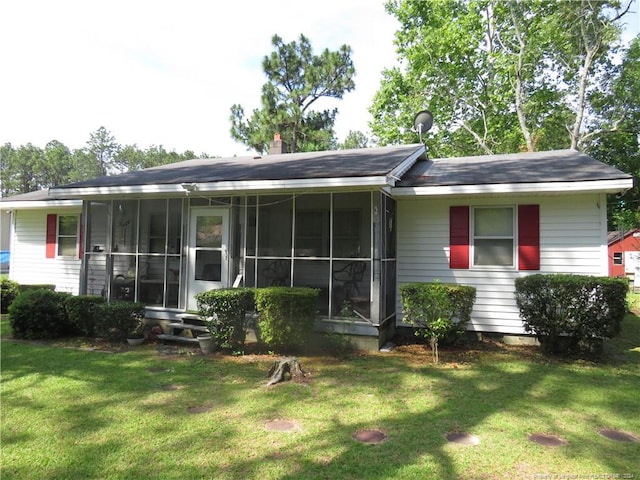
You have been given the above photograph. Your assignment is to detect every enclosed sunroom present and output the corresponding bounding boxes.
[65,144,425,348]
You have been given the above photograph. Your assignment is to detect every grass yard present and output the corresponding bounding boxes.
[1,312,639,480]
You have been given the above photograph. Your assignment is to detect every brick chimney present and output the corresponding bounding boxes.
[268,133,287,154]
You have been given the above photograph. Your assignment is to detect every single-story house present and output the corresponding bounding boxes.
[1,144,633,349]
[607,229,640,278]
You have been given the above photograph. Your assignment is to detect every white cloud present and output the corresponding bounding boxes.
[0,0,398,156]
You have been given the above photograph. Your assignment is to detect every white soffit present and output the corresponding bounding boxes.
[51,175,392,197]
[390,178,633,197]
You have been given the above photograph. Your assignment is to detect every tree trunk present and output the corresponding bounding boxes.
[266,357,305,386]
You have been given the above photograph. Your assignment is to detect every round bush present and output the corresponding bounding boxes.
[94,301,145,342]
[8,288,72,339]
[65,295,106,337]
[515,274,628,355]
[1,278,20,314]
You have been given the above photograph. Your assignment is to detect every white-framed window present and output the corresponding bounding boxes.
[613,252,623,265]
[472,206,515,267]
[57,215,79,257]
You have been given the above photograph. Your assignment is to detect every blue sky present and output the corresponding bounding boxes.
[0,0,637,158]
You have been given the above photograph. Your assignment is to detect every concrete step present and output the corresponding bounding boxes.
[156,334,199,344]
[176,313,208,324]
[166,322,208,332]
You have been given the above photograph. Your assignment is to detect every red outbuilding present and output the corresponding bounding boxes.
[608,229,640,277]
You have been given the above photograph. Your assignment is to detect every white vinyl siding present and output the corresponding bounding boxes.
[9,208,82,294]
[396,193,607,335]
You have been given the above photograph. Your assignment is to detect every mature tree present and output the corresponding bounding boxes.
[87,126,120,175]
[586,36,640,229]
[40,140,74,188]
[370,0,632,157]
[0,143,16,196]
[1,144,42,195]
[230,34,355,154]
[116,145,200,172]
[339,130,370,149]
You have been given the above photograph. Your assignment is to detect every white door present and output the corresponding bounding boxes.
[187,208,229,310]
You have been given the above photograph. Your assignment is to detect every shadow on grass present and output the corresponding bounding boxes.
[1,313,639,479]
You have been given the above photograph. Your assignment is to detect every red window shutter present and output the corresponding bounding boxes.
[46,214,57,258]
[450,206,470,269]
[518,204,540,270]
[78,214,84,259]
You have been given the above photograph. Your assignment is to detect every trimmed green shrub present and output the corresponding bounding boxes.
[65,295,106,337]
[1,278,20,314]
[515,274,628,355]
[19,284,56,293]
[95,301,145,343]
[254,287,319,352]
[195,288,255,349]
[8,288,72,339]
[400,281,476,362]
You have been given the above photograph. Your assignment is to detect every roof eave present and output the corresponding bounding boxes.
[52,176,391,198]
[390,178,633,197]
[1,199,83,210]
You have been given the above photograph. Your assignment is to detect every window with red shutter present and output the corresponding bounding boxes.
[449,204,540,271]
[45,214,80,258]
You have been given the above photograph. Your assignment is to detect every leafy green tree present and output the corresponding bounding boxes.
[4,144,42,194]
[587,36,640,229]
[0,143,16,196]
[339,130,369,149]
[87,126,120,175]
[230,34,355,154]
[370,0,632,157]
[68,148,101,183]
[40,140,74,188]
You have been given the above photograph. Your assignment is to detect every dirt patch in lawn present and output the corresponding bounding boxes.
[527,433,568,447]
[352,429,388,444]
[597,428,639,442]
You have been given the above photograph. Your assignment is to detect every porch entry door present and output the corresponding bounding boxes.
[187,208,229,311]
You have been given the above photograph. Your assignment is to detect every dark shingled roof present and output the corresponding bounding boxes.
[53,144,425,189]
[396,149,631,187]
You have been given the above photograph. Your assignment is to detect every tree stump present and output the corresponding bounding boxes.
[266,357,305,386]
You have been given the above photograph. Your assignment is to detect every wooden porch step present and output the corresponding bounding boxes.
[156,334,199,344]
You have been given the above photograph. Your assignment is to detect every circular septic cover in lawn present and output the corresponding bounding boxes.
[264,420,300,432]
[528,433,568,447]
[352,429,388,444]
[598,428,639,443]
[187,404,213,414]
[445,432,480,446]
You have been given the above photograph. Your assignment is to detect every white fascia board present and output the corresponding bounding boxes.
[52,176,390,197]
[386,146,425,185]
[1,199,82,210]
[391,178,633,197]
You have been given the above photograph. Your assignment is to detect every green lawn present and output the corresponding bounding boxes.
[1,313,639,480]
